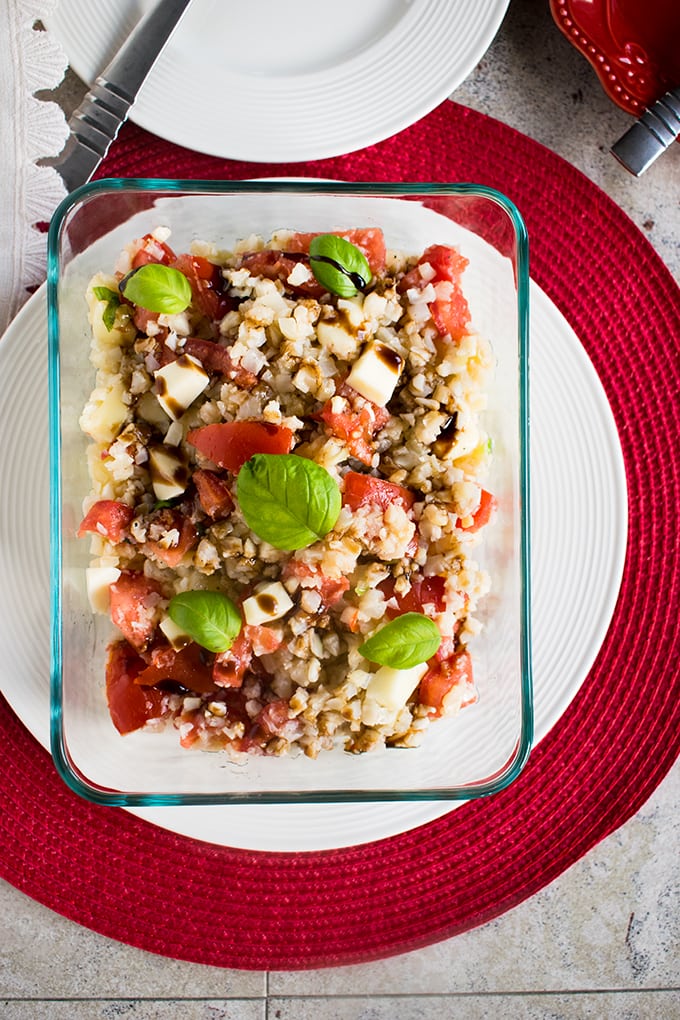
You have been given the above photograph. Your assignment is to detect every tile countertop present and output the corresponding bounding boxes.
[2,1,678,1017]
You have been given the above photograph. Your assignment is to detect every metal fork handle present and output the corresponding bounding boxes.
[611,88,680,177]
[54,0,192,193]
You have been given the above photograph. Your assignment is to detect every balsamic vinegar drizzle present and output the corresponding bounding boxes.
[309,253,368,290]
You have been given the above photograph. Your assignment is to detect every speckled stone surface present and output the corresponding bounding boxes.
[3,0,678,1016]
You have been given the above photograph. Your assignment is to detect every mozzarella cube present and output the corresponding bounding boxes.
[346,342,403,407]
[79,380,128,444]
[159,615,192,651]
[451,417,480,461]
[242,581,294,626]
[149,445,189,501]
[317,319,360,360]
[86,565,121,614]
[366,661,429,712]
[154,354,209,420]
[337,295,365,326]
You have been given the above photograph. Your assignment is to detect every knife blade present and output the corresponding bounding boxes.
[53,0,193,193]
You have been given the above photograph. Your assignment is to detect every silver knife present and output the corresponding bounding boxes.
[53,0,193,193]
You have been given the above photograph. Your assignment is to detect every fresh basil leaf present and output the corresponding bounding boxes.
[237,453,341,551]
[102,301,118,332]
[119,263,192,314]
[168,590,241,653]
[309,234,372,298]
[92,285,119,303]
[93,286,121,332]
[358,613,441,669]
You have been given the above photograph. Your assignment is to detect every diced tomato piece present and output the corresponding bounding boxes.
[171,253,233,321]
[399,243,469,292]
[419,244,469,283]
[246,624,284,656]
[429,280,471,342]
[77,499,133,543]
[180,337,258,388]
[238,250,326,298]
[319,405,373,465]
[457,489,497,532]
[193,468,234,520]
[342,471,416,514]
[143,510,198,568]
[212,630,252,688]
[187,421,294,473]
[106,640,167,734]
[135,642,219,695]
[282,560,349,607]
[131,233,176,269]
[399,244,471,342]
[132,304,162,336]
[286,229,386,275]
[379,575,447,619]
[319,383,390,466]
[109,571,163,651]
[418,649,476,718]
[256,699,294,738]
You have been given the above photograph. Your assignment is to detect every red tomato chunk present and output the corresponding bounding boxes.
[238,250,326,298]
[379,575,447,619]
[212,630,253,688]
[193,469,234,520]
[187,421,294,473]
[77,500,133,543]
[109,572,163,652]
[131,233,176,268]
[458,489,497,532]
[342,471,416,513]
[400,243,471,342]
[282,560,349,608]
[418,649,476,718]
[106,640,166,734]
[143,510,198,569]
[171,253,233,321]
[135,642,219,695]
[319,383,390,466]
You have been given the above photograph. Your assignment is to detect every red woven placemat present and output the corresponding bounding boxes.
[2,100,679,970]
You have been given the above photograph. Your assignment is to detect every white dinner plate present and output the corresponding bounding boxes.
[44,0,511,161]
[0,278,627,851]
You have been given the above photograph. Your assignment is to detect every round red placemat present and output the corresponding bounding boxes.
[2,100,678,970]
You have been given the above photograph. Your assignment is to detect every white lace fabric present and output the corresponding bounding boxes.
[0,0,69,336]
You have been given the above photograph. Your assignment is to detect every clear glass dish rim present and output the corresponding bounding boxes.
[47,178,533,807]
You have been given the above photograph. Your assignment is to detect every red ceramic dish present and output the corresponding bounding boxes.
[550,0,680,114]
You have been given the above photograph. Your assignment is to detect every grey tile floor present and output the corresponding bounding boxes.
[2,0,678,1016]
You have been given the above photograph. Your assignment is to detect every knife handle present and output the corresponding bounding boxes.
[611,88,680,177]
[54,79,133,193]
[53,0,192,193]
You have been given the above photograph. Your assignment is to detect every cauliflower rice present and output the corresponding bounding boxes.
[78,226,495,760]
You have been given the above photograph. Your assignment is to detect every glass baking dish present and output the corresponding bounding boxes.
[47,179,531,806]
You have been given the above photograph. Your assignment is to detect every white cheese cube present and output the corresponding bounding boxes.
[451,417,480,461]
[79,380,128,444]
[336,295,365,327]
[317,319,360,360]
[242,581,294,626]
[159,615,192,651]
[149,445,189,501]
[346,342,403,407]
[154,354,209,421]
[366,661,428,712]
[86,565,121,614]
